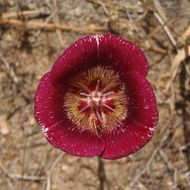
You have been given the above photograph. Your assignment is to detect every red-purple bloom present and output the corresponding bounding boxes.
[34,34,158,160]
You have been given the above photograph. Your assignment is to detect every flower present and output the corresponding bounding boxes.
[34,34,158,160]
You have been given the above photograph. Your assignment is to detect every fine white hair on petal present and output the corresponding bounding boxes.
[94,35,100,58]
[41,125,49,137]
[149,127,155,132]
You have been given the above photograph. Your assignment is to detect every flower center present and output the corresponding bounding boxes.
[79,80,116,133]
[64,66,127,135]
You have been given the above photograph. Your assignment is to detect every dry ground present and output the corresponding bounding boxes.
[0,0,190,190]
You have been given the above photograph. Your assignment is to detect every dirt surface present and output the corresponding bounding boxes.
[0,0,190,190]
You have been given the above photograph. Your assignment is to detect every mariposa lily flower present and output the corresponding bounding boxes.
[34,34,158,160]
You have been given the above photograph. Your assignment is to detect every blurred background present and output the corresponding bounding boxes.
[0,0,190,190]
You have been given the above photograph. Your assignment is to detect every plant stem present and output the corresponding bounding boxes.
[98,157,106,190]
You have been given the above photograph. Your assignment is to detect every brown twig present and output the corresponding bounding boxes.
[1,8,50,19]
[52,0,64,47]
[140,43,168,54]
[153,0,178,50]
[0,18,107,34]
[0,55,19,84]
[158,150,178,185]
[20,125,27,190]
[182,26,190,42]
[145,18,175,41]
[179,55,190,170]
[87,0,109,16]
[87,0,143,12]
[9,174,46,181]
[0,161,45,181]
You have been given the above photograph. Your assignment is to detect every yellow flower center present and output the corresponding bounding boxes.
[64,66,127,135]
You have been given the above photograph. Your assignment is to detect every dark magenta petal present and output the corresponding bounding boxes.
[124,72,158,127]
[51,35,98,84]
[100,73,158,159]
[101,118,154,160]
[34,73,104,157]
[97,34,148,76]
[50,34,148,84]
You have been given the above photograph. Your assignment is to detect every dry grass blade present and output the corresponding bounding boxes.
[154,14,177,49]
[0,161,45,181]
[171,46,190,79]
[153,0,177,49]
[182,26,190,42]
[125,120,175,190]
[166,45,190,91]
[153,0,167,21]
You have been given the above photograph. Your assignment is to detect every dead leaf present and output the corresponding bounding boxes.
[0,115,10,135]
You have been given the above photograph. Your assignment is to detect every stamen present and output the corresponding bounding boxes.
[101,82,116,93]
[80,92,92,97]
[80,84,91,93]
[80,98,89,101]
[103,103,116,112]
[79,105,90,113]
[103,91,115,97]
[95,79,100,92]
